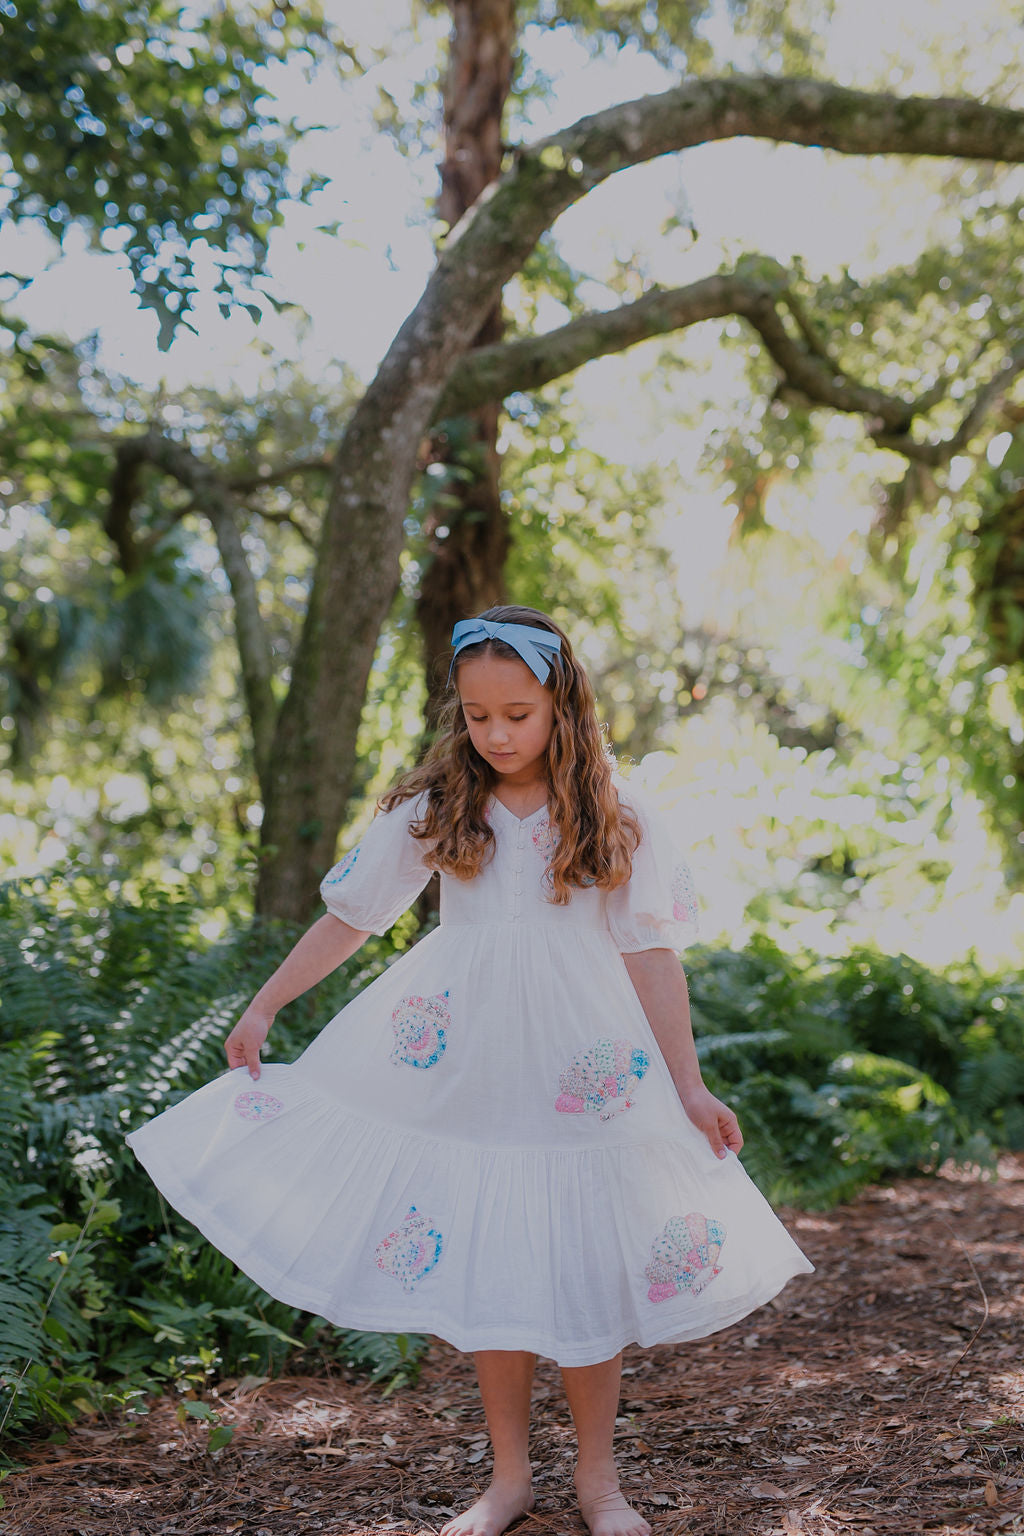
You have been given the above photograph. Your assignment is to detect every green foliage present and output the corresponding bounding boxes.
[0,876,429,1440]
[0,0,336,344]
[518,0,832,77]
[684,935,1015,1209]
[0,334,375,916]
[177,1396,235,1456]
[695,193,1024,886]
[333,1331,430,1398]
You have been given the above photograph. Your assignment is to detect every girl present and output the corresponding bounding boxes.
[127,606,813,1536]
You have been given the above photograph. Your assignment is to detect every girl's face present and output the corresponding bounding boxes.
[457,653,555,785]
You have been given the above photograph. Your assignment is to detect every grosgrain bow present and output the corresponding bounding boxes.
[448,618,563,684]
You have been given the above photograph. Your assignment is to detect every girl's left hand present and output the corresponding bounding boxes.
[677,1083,744,1158]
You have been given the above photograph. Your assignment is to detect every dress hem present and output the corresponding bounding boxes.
[126,1133,815,1369]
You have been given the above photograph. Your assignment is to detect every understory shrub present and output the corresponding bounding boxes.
[0,876,429,1442]
[686,936,1009,1207]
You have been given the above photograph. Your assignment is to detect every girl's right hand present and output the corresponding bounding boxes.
[225,1006,274,1080]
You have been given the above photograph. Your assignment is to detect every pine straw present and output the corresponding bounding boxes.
[5,1155,1024,1536]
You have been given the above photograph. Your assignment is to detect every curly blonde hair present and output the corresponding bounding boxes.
[380,605,640,903]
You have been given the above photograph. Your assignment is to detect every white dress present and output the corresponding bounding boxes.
[127,785,813,1368]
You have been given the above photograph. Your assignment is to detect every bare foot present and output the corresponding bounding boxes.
[439,1469,535,1536]
[575,1465,651,1536]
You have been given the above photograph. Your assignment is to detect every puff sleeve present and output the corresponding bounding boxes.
[604,784,702,954]
[319,792,434,935]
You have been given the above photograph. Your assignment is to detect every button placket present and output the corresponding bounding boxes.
[510,822,526,921]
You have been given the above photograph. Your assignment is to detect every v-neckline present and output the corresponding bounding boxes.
[489,793,549,826]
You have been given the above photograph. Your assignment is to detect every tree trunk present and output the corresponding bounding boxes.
[416,0,515,724]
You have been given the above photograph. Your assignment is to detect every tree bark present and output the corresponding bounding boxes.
[436,270,1024,458]
[252,73,1024,920]
[416,0,516,722]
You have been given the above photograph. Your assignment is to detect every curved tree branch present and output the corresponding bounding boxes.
[435,274,746,415]
[106,446,146,576]
[112,432,278,794]
[437,268,1024,475]
[780,288,834,367]
[247,505,318,549]
[363,76,1024,470]
[227,455,333,493]
[435,269,916,432]
[873,346,1024,465]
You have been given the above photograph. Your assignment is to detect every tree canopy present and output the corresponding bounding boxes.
[0,0,350,345]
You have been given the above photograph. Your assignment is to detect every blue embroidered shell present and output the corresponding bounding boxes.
[645,1211,726,1302]
[324,846,360,885]
[233,1090,284,1123]
[375,1205,444,1291]
[555,1037,649,1120]
[391,991,451,1069]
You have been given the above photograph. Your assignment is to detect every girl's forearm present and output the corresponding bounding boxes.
[622,947,742,1156]
[621,948,704,1093]
[252,914,370,1016]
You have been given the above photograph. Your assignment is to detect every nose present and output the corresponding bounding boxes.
[488,722,511,747]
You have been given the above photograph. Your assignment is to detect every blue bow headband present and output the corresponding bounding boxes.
[448,618,563,685]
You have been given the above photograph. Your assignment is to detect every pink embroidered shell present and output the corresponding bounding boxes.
[391,991,451,1069]
[555,1037,649,1120]
[233,1090,284,1123]
[644,1211,726,1303]
[671,863,698,924]
[374,1205,444,1291]
[532,817,558,860]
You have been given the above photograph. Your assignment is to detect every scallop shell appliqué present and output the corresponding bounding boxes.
[391,991,451,1070]
[671,863,698,924]
[555,1037,649,1120]
[323,846,359,885]
[374,1205,444,1292]
[233,1090,285,1123]
[645,1212,726,1303]
[532,817,558,860]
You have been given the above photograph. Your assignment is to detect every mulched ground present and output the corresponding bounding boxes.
[5,1155,1024,1536]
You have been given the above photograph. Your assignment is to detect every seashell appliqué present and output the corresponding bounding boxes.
[323,846,360,885]
[391,990,451,1070]
[374,1205,444,1291]
[645,1211,726,1303]
[555,1037,649,1120]
[532,817,558,860]
[671,863,698,924]
[233,1090,285,1123]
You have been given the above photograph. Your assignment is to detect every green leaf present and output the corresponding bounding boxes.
[41,1318,72,1347]
[206,1423,234,1453]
